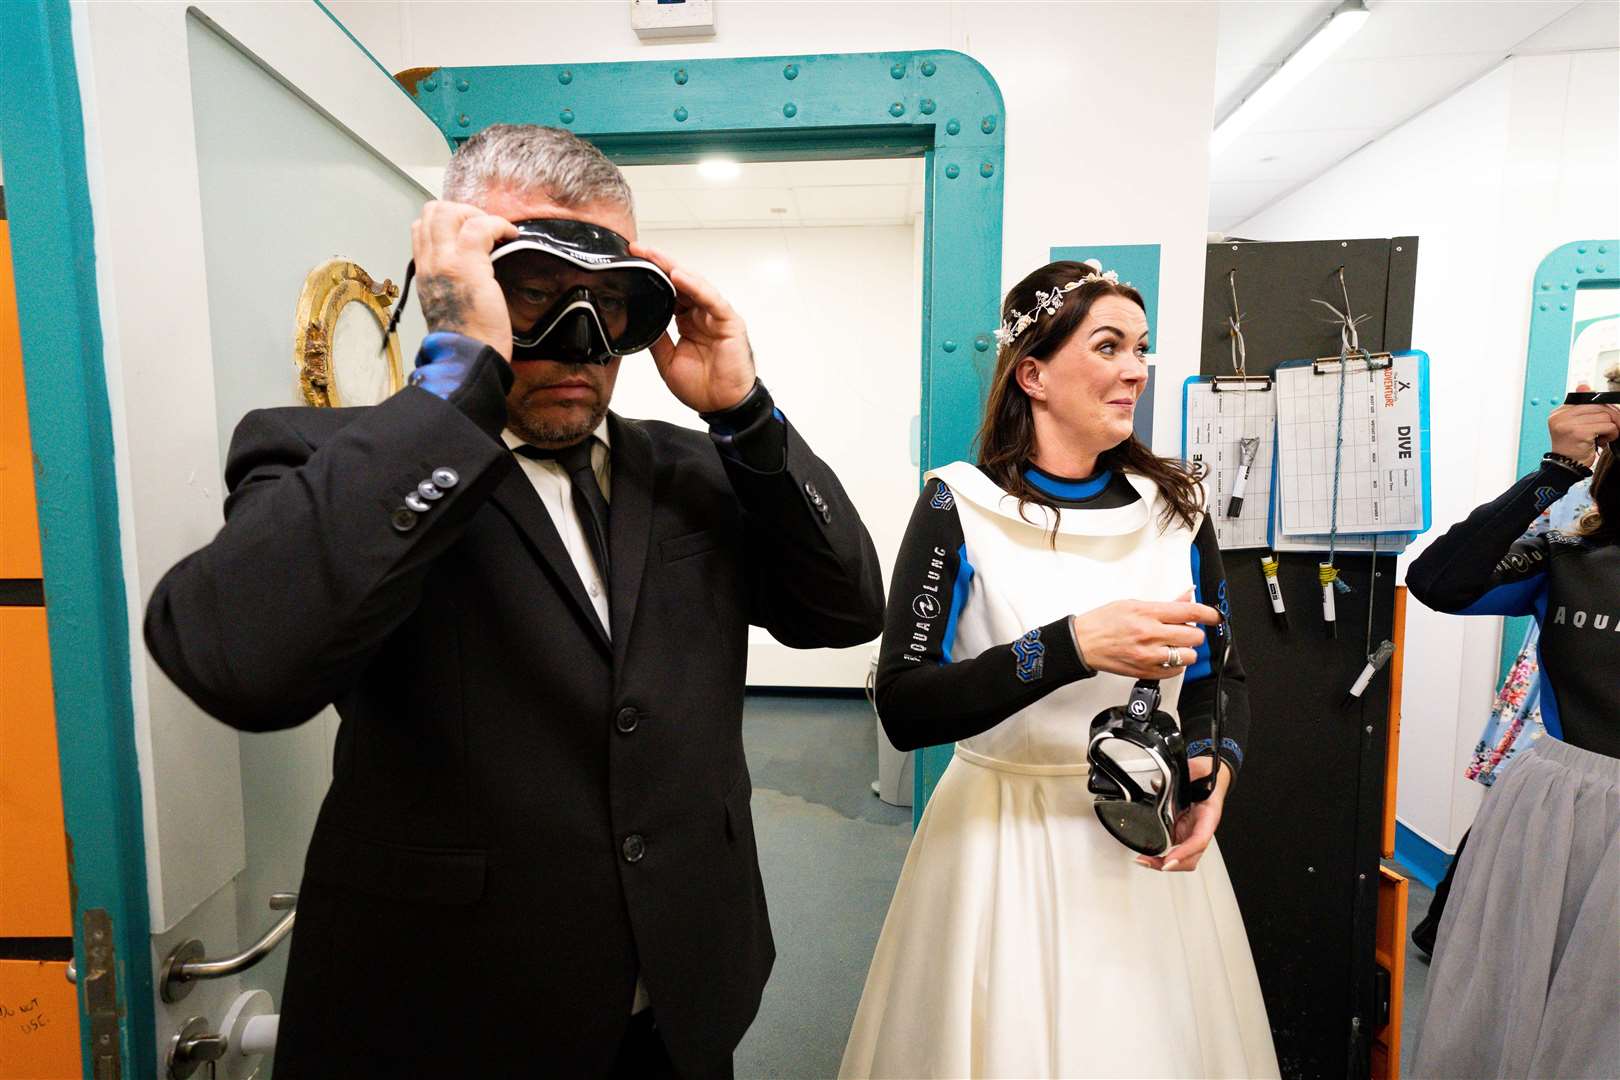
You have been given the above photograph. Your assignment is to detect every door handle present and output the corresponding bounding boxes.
[161,892,297,1003]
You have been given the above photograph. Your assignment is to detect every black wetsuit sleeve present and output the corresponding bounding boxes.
[873,478,1096,751]
[1180,516,1250,778]
[1405,461,1581,616]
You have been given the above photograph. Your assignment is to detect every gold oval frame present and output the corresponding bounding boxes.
[294,259,403,408]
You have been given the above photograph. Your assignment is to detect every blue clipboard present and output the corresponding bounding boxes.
[1266,350,1432,550]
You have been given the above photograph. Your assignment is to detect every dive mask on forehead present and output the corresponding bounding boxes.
[383,218,677,366]
[493,219,675,365]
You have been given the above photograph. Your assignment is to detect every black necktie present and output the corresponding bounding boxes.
[514,440,611,583]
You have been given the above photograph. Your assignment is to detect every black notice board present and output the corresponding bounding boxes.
[1200,237,1419,1079]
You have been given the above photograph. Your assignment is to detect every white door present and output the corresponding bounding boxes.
[69,3,446,1073]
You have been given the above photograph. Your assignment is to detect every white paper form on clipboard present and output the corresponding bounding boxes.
[1182,375,1276,550]
[1273,350,1432,541]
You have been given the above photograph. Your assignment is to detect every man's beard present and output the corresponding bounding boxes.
[506,396,610,446]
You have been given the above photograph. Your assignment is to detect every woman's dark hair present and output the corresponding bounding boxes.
[975,260,1203,534]
[1572,447,1615,541]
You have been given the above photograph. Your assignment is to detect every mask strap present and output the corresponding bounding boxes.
[380,259,415,354]
[1193,615,1230,803]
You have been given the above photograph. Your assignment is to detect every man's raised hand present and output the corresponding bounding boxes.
[412,201,519,360]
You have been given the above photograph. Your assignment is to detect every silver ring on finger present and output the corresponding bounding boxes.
[1161,645,1184,669]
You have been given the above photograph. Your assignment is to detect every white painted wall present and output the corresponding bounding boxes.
[67,0,447,1052]
[324,0,1223,456]
[1233,50,1620,851]
[614,221,921,685]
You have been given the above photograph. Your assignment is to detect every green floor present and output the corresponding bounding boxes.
[735,693,912,1078]
[736,692,1446,1078]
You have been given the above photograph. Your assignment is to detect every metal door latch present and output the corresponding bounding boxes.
[168,1015,227,1079]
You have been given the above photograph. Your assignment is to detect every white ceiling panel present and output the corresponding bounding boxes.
[1213,125,1385,183]
[632,187,700,228]
[1339,0,1580,60]
[1209,181,1293,230]
[1211,0,1615,229]
[1216,0,1339,68]
[1215,62,1272,118]
[627,157,920,192]
[1252,52,1501,132]
[679,185,801,226]
[1214,0,1338,117]
[794,184,911,223]
[623,158,923,229]
[1515,0,1620,53]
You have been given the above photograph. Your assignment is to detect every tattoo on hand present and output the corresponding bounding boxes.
[419,275,470,333]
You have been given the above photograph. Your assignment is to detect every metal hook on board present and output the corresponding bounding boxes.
[1226,269,1249,377]
[1310,266,1373,359]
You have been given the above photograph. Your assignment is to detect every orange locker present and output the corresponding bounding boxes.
[0,607,72,939]
[0,960,80,1080]
[0,219,43,579]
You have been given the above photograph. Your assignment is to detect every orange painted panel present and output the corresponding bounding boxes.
[1383,587,1407,858]
[1373,865,1408,1080]
[0,608,72,938]
[0,219,44,579]
[0,960,81,1080]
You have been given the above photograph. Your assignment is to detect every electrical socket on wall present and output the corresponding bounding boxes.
[631,0,716,40]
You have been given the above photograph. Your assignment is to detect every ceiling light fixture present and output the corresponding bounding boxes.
[697,157,741,181]
[1212,0,1370,156]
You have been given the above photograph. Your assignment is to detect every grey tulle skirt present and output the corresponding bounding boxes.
[1410,738,1620,1078]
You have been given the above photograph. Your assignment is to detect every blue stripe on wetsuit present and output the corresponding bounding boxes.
[1455,565,1566,739]
[940,543,975,663]
[1023,467,1112,500]
[1532,587,1564,740]
[1456,568,1564,737]
[1457,574,1546,617]
[1185,541,1214,682]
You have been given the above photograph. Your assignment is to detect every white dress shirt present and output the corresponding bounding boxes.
[502,420,613,635]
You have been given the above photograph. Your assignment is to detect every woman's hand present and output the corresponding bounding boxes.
[1070,591,1220,679]
[1549,382,1620,466]
[628,241,758,414]
[1136,756,1230,872]
[410,200,519,360]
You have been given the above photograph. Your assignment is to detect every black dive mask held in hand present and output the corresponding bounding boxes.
[1086,615,1230,857]
[383,218,677,365]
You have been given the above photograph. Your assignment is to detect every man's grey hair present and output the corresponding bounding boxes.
[442,124,634,212]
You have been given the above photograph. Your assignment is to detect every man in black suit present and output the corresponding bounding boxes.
[144,124,885,1077]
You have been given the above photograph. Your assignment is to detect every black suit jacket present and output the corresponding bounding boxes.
[144,379,884,1077]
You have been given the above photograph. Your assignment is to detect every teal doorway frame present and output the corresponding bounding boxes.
[1501,240,1619,681]
[0,1,158,1075]
[402,50,1007,816]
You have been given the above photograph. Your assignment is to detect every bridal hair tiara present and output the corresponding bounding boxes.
[994,259,1130,348]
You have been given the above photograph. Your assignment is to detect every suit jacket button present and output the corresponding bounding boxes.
[404,492,431,513]
[621,834,646,863]
[390,507,419,533]
[616,707,640,734]
[417,480,444,501]
[804,481,820,500]
[432,467,460,489]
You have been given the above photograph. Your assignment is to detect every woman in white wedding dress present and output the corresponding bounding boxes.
[840,261,1279,1079]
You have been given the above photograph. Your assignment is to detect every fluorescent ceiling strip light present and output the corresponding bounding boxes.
[1212,0,1371,155]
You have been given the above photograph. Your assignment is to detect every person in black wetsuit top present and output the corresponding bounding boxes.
[839,261,1279,1077]
[1405,385,1620,1078]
